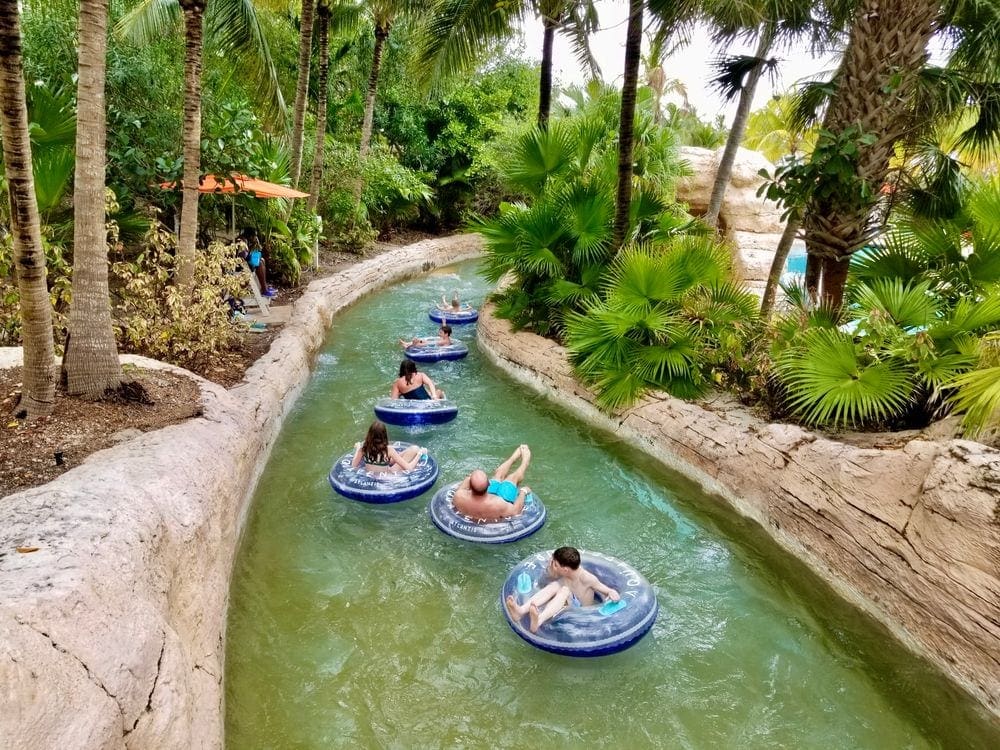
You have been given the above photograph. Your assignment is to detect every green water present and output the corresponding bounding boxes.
[226,261,999,749]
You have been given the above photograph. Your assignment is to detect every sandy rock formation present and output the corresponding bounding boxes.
[0,235,483,749]
[476,303,1000,718]
[677,146,785,235]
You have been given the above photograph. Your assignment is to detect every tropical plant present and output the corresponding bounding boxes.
[796,0,1000,308]
[0,0,56,417]
[564,237,760,409]
[418,0,599,129]
[743,94,818,163]
[289,0,316,187]
[611,0,643,251]
[112,226,245,368]
[64,0,124,399]
[476,91,686,337]
[117,0,286,288]
[771,179,1000,430]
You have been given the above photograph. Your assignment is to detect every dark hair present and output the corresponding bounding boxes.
[399,358,417,384]
[440,324,452,335]
[362,421,389,464]
[553,546,581,569]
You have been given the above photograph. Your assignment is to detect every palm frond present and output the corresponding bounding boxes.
[852,279,938,330]
[948,365,1000,436]
[115,0,182,45]
[775,327,913,427]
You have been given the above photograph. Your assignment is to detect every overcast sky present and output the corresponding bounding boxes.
[514,1,840,121]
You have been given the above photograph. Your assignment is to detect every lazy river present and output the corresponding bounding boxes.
[225,260,999,748]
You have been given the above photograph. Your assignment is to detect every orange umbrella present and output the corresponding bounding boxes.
[160,173,309,199]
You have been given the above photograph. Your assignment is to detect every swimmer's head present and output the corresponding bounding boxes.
[469,469,489,496]
[552,546,581,570]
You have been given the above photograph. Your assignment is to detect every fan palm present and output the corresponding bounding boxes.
[565,237,759,409]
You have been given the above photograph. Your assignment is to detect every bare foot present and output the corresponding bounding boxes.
[520,445,531,463]
[528,604,540,633]
[505,595,523,620]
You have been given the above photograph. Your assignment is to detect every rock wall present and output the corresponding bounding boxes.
[476,303,1000,718]
[676,146,785,235]
[0,235,483,749]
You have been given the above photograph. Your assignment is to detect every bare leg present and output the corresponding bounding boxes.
[507,581,560,618]
[398,445,421,462]
[493,445,523,480]
[256,260,268,289]
[529,585,572,633]
[506,444,531,485]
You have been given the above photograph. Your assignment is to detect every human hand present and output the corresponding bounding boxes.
[354,442,361,451]
[607,588,620,602]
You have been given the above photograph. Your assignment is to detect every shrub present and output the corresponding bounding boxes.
[0,230,72,348]
[112,226,245,369]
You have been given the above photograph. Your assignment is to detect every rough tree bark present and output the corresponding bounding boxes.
[0,0,55,418]
[65,0,122,398]
[176,0,207,289]
[289,0,316,188]
[611,0,643,251]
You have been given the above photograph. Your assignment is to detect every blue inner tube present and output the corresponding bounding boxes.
[428,306,479,325]
[403,341,469,363]
[328,442,439,503]
[373,397,459,426]
[428,482,546,544]
[501,550,658,656]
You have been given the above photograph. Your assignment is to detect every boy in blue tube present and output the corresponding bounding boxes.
[506,546,620,633]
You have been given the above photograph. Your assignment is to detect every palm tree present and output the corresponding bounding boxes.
[307,1,331,211]
[800,0,942,307]
[289,0,316,187]
[418,0,599,130]
[611,0,643,251]
[63,0,123,398]
[0,0,56,417]
[118,0,286,287]
[702,23,778,228]
[743,93,818,163]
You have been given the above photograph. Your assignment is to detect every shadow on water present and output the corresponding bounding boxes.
[226,260,1000,749]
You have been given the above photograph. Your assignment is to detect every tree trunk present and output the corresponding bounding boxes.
[177,0,206,289]
[0,0,55,417]
[611,0,643,252]
[704,24,774,229]
[359,22,390,160]
[759,215,800,318]
[307,5,329,214]
[65,0,121,398]
[537,15,557,129]
[290,0,316,188]
[802,0,939,307]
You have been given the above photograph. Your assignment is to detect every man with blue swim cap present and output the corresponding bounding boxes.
[452,445,532,523]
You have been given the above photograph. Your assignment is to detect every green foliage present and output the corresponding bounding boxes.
[771,179,1000,430]
[476,86,687,338]
[564,238,760,409]
[362,144,434,237]
[317,141,376,251]
[661,102,728,149]
[111,226,245,369]
[759,125,878,221]
[0,232,72,348]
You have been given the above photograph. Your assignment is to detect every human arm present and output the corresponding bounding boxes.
[421,373,442,399]
[588,571,620,602]
[350,442,364,469]
[390,380,401,399]
[389,445,424,471]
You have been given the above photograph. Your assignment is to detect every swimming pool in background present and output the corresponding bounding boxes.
[784,239,808,275]
[224,260,1000,749]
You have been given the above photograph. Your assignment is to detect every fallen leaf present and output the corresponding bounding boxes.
[16,546,39,553]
